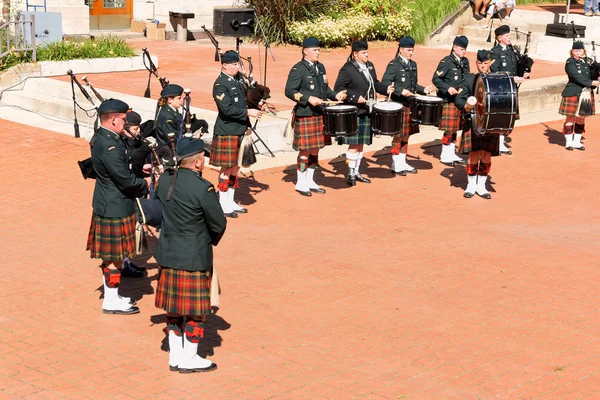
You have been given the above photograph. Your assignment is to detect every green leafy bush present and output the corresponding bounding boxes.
[288,9,412,47]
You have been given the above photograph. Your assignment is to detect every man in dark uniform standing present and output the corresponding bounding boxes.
[334,39,393,186]
[285,37,347,196]
[154,137,226,374]
[432,35,470,166]
[212,50,263,216]
[490,25,529,154]
[382,36,433,175]
[455,50,500,199]
[86,99,149,314]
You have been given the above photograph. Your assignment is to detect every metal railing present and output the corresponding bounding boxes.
[0,15,37,64]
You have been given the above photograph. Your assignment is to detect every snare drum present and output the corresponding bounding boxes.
[372,102,404,136]
[322,105,358,137]
[411,95,443,126]
[472,72,517,135]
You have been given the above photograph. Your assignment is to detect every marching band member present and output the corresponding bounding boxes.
[86,99,148,314]
[382,36,433,175]
[455,50,500,199]
[432,36,470,166]
[559,40,599,150]
[212,50,262,217]
[285,37,347,196]
[154,137,226,373]
[334,39,393,186]
[490,25,528,155]
[155,84,184,152]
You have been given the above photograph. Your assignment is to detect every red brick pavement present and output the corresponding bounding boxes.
[1,113,600,398]
[54,38,565,113]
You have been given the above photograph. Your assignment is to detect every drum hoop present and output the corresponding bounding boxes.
[414,95,443,103]
[374,102,403,111]
[325,105,357,111]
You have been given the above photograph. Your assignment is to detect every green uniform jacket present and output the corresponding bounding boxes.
[155,105,182,148]
[490,44,518,74]
[381,57,426,105]
[455,73,477,113]
[154,168,227,271]
[285,59,339,117]
[432,54,470,103]
[562,57,594,97]
[90,127,149,218]
[213,72,249,136]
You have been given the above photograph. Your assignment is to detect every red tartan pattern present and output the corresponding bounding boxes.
[293,115,328,150]
[184,320,205,343]
[86,213,136,261]
[459,125,500,156]
[102,267,120,288]
[479,162,491,176]
[390,106,413,154]
[210,135,242,168]
[217,178,229,192]
[559,93,596,116]
[438,102,462,133]
[155,267,212,317]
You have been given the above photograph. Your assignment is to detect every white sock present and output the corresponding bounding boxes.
[346,152,359,176]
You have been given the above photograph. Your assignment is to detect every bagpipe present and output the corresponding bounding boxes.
[513,28,534,78]
[142,47,169,98]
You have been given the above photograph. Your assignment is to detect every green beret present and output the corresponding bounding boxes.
[302,37,320,48]
[176,137,210,161]
[572,40,585,50]
[453,35,468,49]
[399,36,415,48]
[352,39,368,51]
[125,111,142,126]
[221,50,240,64]
[495,25,510,37]
[97,98,129,115]
[477,50,491,62]
[160,84,184,98]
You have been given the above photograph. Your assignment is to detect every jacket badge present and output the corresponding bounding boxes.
[216,93,225,101]
[107,146,116,151]
[436,70,444,76]
[234,97,239,102]
[294,93,303,101]
[310,84,315,90]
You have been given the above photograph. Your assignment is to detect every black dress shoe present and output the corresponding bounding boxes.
[392,170,407,176]
[121,263,144,278]
[224,211,239,218]
[310,187,326,194]
[103,306,140,315]
[453,159,467,165]
[440,160,455,166]
[296,189,312,197]
[125,260,146,272]
[477,192,492,199]
[233,207,248,214]
[500,150,512,155]
[566,146,573,151]
[355,174,371,183]
[179,363,218,374]
[404,168,418,174]
[347,175,356,186]
[575,146,585,151]
[463,192,474,198]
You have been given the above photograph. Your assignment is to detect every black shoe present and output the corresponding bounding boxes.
[179,363,218,374]
[464,191,474,198]
[355,174,371,183]
[121,262,144,278]
[296,189,312,197]
[392,170,407,176]
[453,158,467,165]
[103,306,140,315]
[310,187,326,194]
[347,175,357,186]
[477,192,492,199]
[440,160,455,166]
[500,150,512,155]
[404,168,418,174]
[233,207,248,214]
[124,260,146,272]
[575,146,585,151]
[224,211,239,218]
[566,146,573,151]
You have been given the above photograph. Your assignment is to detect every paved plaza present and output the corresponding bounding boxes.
[1,34,600,399]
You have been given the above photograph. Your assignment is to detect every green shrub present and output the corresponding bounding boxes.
[288,9,412,47]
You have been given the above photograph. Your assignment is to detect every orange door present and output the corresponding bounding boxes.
[89,0,133,31]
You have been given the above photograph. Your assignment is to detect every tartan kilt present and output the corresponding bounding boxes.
[210,135,242,168]
[438,102,462,132]
[392,106,413,144]
[86,213,136,261]
[559,93,596,116]
[155,267,212,316]
[341,114,372,145]
[459,126,500,156]
[293,115,330,150]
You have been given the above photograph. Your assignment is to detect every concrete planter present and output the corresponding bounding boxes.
[38,55,159,76]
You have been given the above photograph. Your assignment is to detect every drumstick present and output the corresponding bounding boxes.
[387,83,394,102]
[321,100,342,105]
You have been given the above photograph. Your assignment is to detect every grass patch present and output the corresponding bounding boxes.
[0,35,136,71]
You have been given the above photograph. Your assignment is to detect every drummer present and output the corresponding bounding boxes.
[432,36,470,166]
[455,50,500,199]
[381,36,433,176]
[334,39,394,186]
[284,37,347,196]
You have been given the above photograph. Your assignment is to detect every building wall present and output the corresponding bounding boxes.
[0,0,89,35]
[133,0,237,32]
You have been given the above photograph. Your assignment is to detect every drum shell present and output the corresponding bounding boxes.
[473,72,517,135]
[372,102,404,136]
[322,106,358,137]
[411,97,443,126]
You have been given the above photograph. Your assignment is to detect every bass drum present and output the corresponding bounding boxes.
[472,72,518,135]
